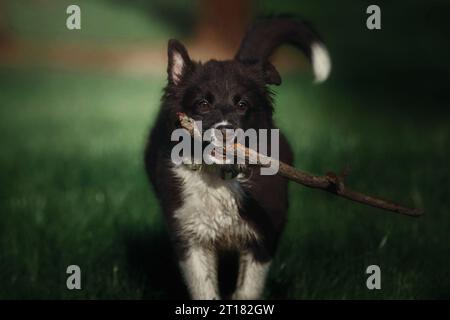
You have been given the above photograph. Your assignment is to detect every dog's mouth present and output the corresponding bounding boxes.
[177,113,243,170]
[209,125,239,165]
[205,144,234,165]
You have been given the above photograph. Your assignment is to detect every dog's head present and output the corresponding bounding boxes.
[164,18,331,141]
[166,39,279,136]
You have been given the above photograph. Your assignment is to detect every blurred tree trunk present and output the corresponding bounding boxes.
[193,0,254,59]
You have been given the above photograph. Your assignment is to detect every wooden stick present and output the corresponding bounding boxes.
[177,112,423,217]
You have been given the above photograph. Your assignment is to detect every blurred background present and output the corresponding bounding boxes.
[0,0,449,299]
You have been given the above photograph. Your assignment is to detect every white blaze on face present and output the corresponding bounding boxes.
[211,121,233,144]
[205,121,236,164]
[311,42,331,83]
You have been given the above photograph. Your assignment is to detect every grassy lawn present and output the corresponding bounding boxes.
[0,66,449,299]
[1,0,449,299]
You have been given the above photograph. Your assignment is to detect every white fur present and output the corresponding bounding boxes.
[172,165,258,246]
[233,251,271,300]
[311,42,331,83]
[172,164,264,299]
[179,246,219,300]
[213,121,231,129]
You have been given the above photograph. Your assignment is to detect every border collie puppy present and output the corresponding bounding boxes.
[145,17,330,300]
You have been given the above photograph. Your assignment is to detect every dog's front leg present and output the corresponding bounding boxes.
[232,250,271,300]
[179,245,219,300]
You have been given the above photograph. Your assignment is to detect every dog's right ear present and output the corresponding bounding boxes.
[167,39,192,85]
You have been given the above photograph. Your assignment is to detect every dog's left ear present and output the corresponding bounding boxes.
[167,39,192,85]
[263,62,282,85]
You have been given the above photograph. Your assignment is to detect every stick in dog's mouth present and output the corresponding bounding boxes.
[177,112,423,217]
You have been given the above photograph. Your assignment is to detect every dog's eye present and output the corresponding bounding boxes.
[237,100,248,113]
[196,99,210,113]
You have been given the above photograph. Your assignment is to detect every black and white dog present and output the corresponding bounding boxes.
[145,17,330,300]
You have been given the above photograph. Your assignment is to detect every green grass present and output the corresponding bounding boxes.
[1,0,450,300]
[0,66,449,299]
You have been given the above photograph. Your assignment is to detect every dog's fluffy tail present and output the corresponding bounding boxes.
[235,17,331,83]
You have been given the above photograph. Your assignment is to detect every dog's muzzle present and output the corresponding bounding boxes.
[210,121,237,147]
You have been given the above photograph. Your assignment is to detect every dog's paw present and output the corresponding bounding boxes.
[231,290,260,300]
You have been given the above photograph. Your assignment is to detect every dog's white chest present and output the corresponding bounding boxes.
[171,165,257,246]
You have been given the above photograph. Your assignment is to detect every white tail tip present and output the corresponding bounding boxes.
[311,42,331,83]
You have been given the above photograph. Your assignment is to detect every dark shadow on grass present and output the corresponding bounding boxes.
[123,224,241,299]
[122,226,189,299]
